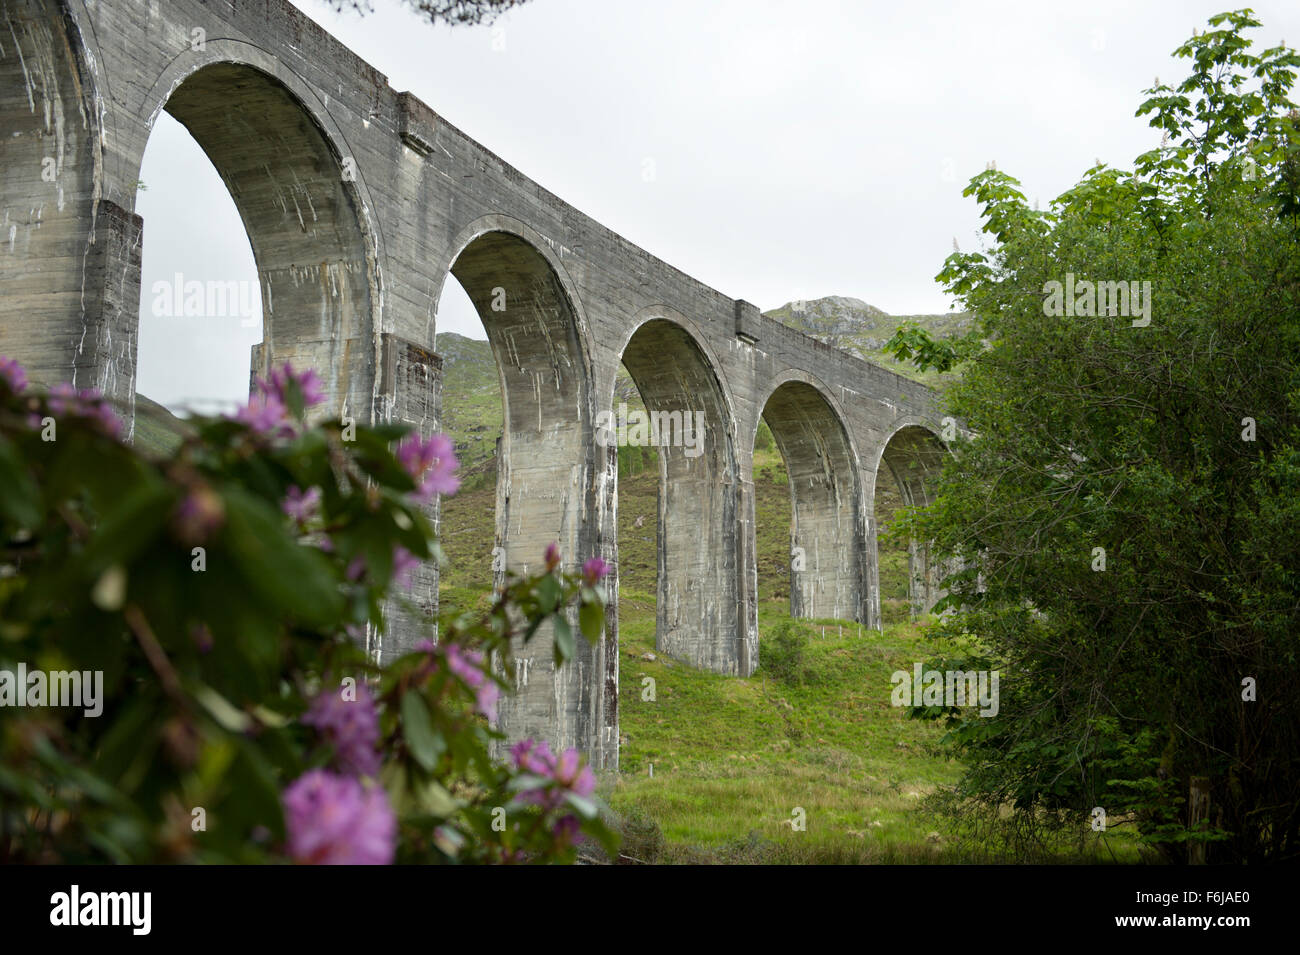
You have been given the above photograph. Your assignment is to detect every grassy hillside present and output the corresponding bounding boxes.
[438,438,914,619]
[433,332,502,489]
[132,392,188,456]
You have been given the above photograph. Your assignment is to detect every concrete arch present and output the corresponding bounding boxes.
[614,306,745,674]
[435,218,610,763]
[747,368,858,462]
[607,306,737,424]
[439,223,594,572]
[0,0,114,398]
[871,419,951,623]
[434,214,593,366]
[135,52,380,419]
[755,371,868,624]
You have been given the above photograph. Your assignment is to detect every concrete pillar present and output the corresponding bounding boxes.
[0,0,113,399]
[75,200,143,433]
[735,472,759,676]
[373,333,443,662]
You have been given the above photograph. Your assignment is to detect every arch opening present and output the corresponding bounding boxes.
[136,111,261,421]
[436,229,601,752]
[757,380,866,624]
[151,61,376,418]
[617,318,740,673]
[875,424,949,624]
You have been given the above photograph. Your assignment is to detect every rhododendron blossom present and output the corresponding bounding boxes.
[581,557,610,585]
[282,769,395,865]
[0,356,27,393]
[396,432,460,501]
[302,681,382,778]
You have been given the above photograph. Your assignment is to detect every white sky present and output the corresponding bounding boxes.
[135,0,1300,411]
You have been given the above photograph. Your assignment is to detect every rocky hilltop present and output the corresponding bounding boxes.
[763,296,972,380]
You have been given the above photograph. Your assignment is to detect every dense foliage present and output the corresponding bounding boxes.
[0,359,615,863]
[885,10,1300,863]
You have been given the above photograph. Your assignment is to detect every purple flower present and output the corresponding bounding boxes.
[282,770,395,865]
[581,557,610,585]
[0,356,28,394]
[508,740,594,811]
[302,680,382,778]
[45,382,120,438]
[90,401,121,438]
[511,739,558,777]
[392,546,420,591]
[553,746,596,798]
[172,486,224,543]
[552,814,582,843]
[544,542,561,572]
[474,679,500,723]
[47,382,78,417]
[443,643,498,721]
[232,391,290,437]
[282,485,322,525]
[396,432,460,502]
[265,362,326,410]
[445,644,485,688]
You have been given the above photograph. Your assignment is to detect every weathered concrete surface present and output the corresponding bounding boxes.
[0,0,951,770]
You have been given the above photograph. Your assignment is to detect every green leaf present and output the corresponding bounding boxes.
[410,777,459,816]
[400,690,444,772]
[579,601,605,642]
[563,791,599,818]
[506,772,552,794]
[552,614,575,664]
[78,480,171,580]
[221,487,343,626]
[536,574,562,614]
[0,435,41,527]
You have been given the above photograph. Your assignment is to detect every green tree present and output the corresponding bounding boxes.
[886,9,1300,863]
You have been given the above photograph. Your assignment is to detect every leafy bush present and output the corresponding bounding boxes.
[760,620,823,685]
[883,11,1300,863]
[612,805,665,864]
[0,357,616,864]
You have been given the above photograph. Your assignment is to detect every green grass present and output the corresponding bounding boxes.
[433,332,504,487]
[435,435,1141,862]
[605,604,1144,863]
[131,392,189,455]
[609,606,958,856]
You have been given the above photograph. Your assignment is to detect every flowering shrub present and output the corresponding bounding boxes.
[0,358,615,864]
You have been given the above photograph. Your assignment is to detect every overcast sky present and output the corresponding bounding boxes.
[136,0,1300,412]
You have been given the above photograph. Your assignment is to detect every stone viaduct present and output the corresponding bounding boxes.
[0,0,950,770]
